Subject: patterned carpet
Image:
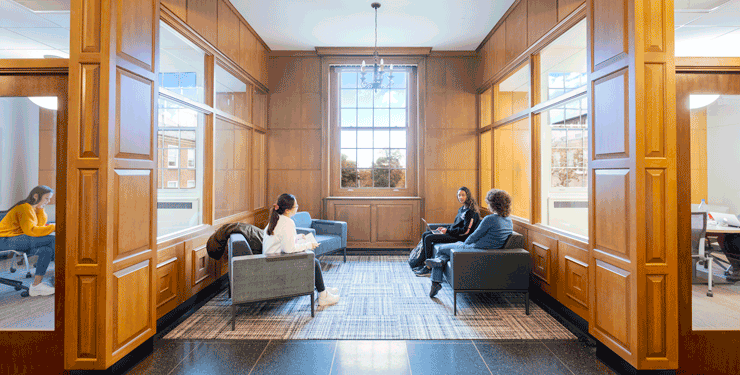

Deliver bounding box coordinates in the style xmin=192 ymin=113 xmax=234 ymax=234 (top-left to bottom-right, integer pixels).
xmin=164 ymin=255 xmax=576 ymax=340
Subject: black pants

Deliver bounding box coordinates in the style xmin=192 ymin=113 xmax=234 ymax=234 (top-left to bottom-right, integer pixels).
xmin=722 ymin=234 xmax=740 ymax=273
xmin=421 ymin=230 xmax=460 ymax=262
xmin=314 ymin=259 xmax=325 ymax=292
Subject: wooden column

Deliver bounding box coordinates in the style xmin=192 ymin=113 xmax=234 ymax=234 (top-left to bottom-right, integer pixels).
xmin=66 ymin=0 xmax=159 ymax=369
xmin=588 ymin=0 xmax=677 ymax=369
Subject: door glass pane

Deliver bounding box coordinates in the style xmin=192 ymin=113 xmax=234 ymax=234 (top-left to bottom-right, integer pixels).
xmin=160 ymin=22 xmax=206 ymax=103
xmin=689 ymin=94 xmax=740 ymax=330
xmin=495 ymin=63 xmax=530 ymax=122
xmin=538 ymin=20 xmax=587 ymax=104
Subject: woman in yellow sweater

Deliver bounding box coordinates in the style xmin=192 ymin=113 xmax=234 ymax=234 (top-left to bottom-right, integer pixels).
xmin=0 ymin=185 xmax=56 ymax=296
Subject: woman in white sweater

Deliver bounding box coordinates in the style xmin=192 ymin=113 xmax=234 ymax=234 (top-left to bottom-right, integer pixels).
xmin=263 ymin=193 xmax=340 ymax=306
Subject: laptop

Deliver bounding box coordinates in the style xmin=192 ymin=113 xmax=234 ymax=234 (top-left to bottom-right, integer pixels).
xmin=421 ymin=218 xmax=442 ymax=234
xmin=710 ymin=212 xmax=740 ymax=228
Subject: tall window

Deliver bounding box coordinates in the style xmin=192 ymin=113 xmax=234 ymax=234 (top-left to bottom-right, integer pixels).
xmin=157 ymin=22 xmax=206 ymax=238
xmin=537 ymin=20 xmax=588 ymax=237
xmin=334 ymin=66 xmax=414 ymax=192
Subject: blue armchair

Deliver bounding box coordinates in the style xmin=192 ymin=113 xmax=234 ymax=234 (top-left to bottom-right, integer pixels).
xmin=292 ymin=212 xmax=348 ymax=262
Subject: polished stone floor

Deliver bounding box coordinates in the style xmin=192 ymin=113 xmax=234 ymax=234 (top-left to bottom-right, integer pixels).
xmin=125 ymin=338 xmax=617 ymax=375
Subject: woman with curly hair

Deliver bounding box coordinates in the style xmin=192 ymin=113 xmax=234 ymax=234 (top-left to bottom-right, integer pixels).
xmin=424 ymin=189 xmax=514 ymax=298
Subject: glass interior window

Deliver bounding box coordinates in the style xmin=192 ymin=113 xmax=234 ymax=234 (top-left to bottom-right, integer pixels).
xmin=0 ymin=95 xmax=59 ymax=330
xmin=688 ymin=93 xmax=740 ymax=330
xmin=538 ymin=20 xmax=587 ymax=103
xmin=539 ymin=96 xmax=588 ymax=237
xmin=494 ymin=63 xmax=530 ymax=122
xmin=157 ymin=98 xmax=204 ymax=237
xmin=215 ymin=64 xmax=250 ymax=122
xmin=159 ymin=22 xmax=206 ymax=103
xmin=339 ymin=67 xmax=409 ymax=189
xmin=480 ymin=87 xmax=492 ymax=128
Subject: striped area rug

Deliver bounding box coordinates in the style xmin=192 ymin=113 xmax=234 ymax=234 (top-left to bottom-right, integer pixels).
xmin=164 ymin=255 xmax=576 ymax=340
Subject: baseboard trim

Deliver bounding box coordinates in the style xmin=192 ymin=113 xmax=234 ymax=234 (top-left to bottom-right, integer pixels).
xmin=530 ymin=287 xmax=677 ymax=375
xmin=69 ymin=274 xmax=230 ymax=375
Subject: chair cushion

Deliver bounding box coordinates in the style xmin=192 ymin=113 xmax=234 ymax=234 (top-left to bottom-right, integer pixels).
xmin=292 ymin=212 xmax=312 ymax=229
xmin=315 ymin=235 xmax=341 ymax=252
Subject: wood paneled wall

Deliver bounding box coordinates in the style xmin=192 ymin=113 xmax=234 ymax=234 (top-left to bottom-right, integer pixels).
xmin=39 ymin=108 xmax=57 ymax=205
xmin=424 ymin=56 xmax=478 ymax=224
xmin=475 ymin=0 xmax=678 ymax=370
xmin=266 ymin=56 xmax=323 ymax=218
xmin=162 ymin=0 xmax=269 ymax=87
xmin=67 ymin=0 xmax=159 ymax=369
xmin=689 ymin=108 xmax=707 ymax=205
xmin=477 ymin=0 xmax=585 ymax=87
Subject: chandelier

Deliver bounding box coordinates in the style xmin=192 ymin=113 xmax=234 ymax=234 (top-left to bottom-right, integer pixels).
xmin=361 ymin=2 xmax=393 ymax=91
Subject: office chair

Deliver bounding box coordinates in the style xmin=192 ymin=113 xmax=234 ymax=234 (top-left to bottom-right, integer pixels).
xmin=692 ymin=211 xmax=722 ymax=297
xmin=0 ymin=210 xmax=31 ymax=297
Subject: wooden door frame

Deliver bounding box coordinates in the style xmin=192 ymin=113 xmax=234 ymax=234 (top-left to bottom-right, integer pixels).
xmin=677 ymin=71 xmax=740 ymax=374
xmin=0 ymin=64 xmax=69 ymax=374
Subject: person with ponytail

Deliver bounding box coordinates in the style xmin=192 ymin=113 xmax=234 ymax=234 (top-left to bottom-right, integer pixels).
xmin=0 ymin=185 xmax=56 ymax=296
xmin=414 ymin=186 xmax=481 ymax=277
xmin=262 ymin=193 xmax=340 ymax=307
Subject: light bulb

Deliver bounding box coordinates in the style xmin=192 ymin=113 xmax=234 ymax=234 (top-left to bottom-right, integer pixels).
xmin=28 ymin=97 xmax=58 ymax=110
xmin=689 ymin=94 xmax=720 ymax=110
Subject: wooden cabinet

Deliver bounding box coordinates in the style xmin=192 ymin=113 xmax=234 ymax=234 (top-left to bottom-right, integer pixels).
xmin=325 ymin=197 xmax=421 ymax=249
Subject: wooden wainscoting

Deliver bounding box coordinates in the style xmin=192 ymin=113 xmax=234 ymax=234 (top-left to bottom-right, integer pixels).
xmin=325 ymin=197 xmax=421 ymax=248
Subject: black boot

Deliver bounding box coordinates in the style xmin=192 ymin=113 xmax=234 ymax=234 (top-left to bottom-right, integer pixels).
xmin=429 ymin=281 xmax=442 ymax=298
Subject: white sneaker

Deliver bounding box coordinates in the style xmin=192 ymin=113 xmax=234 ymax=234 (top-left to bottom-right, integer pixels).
xmin=326 ymin=287 xmax=340 ymax=296
xmin=29 ymin=283 xmax=55 ymax=296
xmin=318 ymin=291 xmax=339 ymax=306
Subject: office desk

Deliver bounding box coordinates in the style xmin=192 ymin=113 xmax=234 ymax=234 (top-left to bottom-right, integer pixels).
xmin=706 ymin=224 xmax=740 ymax=235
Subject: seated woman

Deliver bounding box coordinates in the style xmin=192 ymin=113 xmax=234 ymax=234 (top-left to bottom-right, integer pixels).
xmin=262 ymin=193 xmax=340 ymax=307
xmin=424 ymin=188 xmax=513 ymax=298
xmin=0 ymin=185 xmax=56 ymax=296
xmin=414 ymin=186 xmax=480 ymax=277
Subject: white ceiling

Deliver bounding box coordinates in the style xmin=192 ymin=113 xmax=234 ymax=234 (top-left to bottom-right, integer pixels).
xmin=675 ymin=0 xmax=740 ymax=56
xmin=0 ymin=0 xmax=69 ymax=58
xmin=230 ymin=0 xmax=517 ymax=51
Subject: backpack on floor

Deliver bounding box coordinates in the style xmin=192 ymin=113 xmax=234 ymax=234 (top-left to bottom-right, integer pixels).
xmin=408 ymin=239 xmax=425 ymax=269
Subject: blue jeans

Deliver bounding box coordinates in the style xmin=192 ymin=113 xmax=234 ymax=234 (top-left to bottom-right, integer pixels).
xmin=0 ymin=234 xmax=55 ymax=277
xmin=431 ymin=241 xmax=467 ymax=283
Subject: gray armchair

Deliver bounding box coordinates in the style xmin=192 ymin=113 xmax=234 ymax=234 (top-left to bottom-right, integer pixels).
xmin=292 ymin=212 xmax=348 ymax=262
xmin=228 ymin=233 xmax=315 ymax=330
xmin=433 ymin=232 xmax=531 ymax=315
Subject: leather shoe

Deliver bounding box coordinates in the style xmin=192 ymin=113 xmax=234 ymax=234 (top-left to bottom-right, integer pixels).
xmin=425 ymin=258 xmax=444 ymax=268
xmin=414 ymin=266 xmax=431 ymax=277
xmin=429 ymin=282 xmax=442 ymax=298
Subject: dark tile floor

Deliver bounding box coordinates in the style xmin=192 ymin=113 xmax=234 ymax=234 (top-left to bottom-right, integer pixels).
xmin=125 ymin=338 xmax=618 ymax=375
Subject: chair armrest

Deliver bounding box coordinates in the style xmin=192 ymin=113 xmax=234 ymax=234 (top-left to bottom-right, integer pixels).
xmin=312 ymin=219 xmax=347 ymax=248
xmin=228 ymin=233 xmax=253 ymax=258
xmin=230 ymin=250 xmax=315 ymax=304
xmin=449 ymin=248 xmax=531 ymax=291
xmin=296 ymin=227 xmax=317 ymax=237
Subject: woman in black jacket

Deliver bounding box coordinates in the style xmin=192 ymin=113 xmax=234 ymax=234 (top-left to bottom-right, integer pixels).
xmin=414 ymin=186 xmax=480 ymax=277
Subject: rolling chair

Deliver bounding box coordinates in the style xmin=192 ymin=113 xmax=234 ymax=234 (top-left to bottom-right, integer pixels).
xmin=691 ymin=211 xmax=727 ymax=297
xmin=0 ymin=210 xmax=31 ymax=297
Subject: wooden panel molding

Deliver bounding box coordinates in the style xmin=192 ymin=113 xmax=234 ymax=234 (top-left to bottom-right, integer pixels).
xmin=593 ymin=69 xmax=629 ymax=158
xmin=116 ymin=69 xmax=154 ymax=159
xmin=492 ymin=25 xmax=506 ymax=76
xmin=643 ymin=0 xmax=665 ymax=53
xmin=161 ymin=0 xmax=187 ymax=20
xmin=528 ymin=0 xmax=558 ymax=46
xmin=334 ymin=204 xmax=372 ymax=243
xmin=644 ymin=63 xmax=665 ymax=157
xmin=112 ymin=261 xmax=152 ymax=351
xmin=376 ymin=204 xmax=414 ymax=242
xmin=113 ymin=170 xmax=152 ymax=260
xmin=529 ymin=230 xmax=558 ymax=296
xmin=117 ymin=0 xmax=156 ymax=70
xmin=82 ymin=0 xmax=101 ymax=52
xmin=77 ymin=275 xmax=98 ymax=359
xmin=192 ymin=247 xmax=210 ymax=286
xmin=646 ymin=274 xmax=667 ymax=357
xmin=594 ymin=169 xmax=629 ymax=259
xmin=156 ymin=258 xmax=179 ymax=311
xmin=78 ymin=169 xmax=99 ymax=264
xmin=505 ymin=0 xmax=528 ymax=64
xmin=592 ymin=0 xmax=627 ymax=68
xmin=645 ymin=169 xmax=666 ymax=264
xmin=563 ymin=255 xmax=589 ymax=309
xmin=594 ymin=259 xmax=631 ymax=352
xmin=187 ymin=0 xmax=218 ymax=46
xmin=559 ymin=0 xmax=584 ymax=21
xmin=80 ymin=64 xmax=100 ymax=158
xmin=218 ymin=0 xmax=239 ymax=62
